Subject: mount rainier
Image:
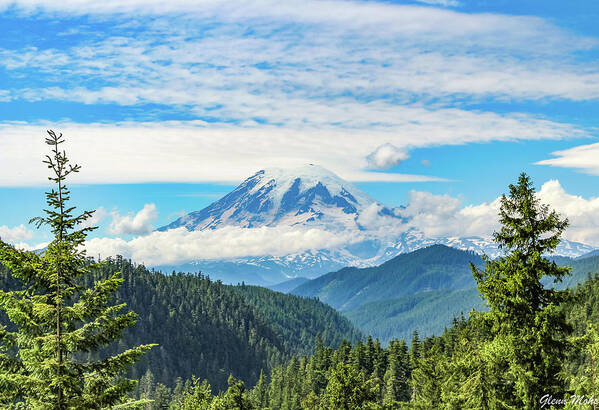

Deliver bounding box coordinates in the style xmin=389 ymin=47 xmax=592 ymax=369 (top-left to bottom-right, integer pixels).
xmin=156 ymin=164 xmax=595 ymax=285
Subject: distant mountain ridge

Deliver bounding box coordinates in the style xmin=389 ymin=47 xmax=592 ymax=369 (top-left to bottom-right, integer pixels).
xmin=267 ymin=277 xmax=310 ymax=294
xmin=291 ymin=244 xmax=482 ymax=311
xmin=300 ymin=245 xmax=599 ymax=344
xmin=157 ymin=165 xmax=596 ymax=284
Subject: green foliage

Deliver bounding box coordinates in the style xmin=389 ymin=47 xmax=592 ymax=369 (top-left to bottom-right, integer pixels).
xmin=138 ymin=269 xmax=599 ymax=409
xmin=345 ymin=287 xmax=485 ymax=343
xmin=558 ymin=255 xmax=599 ymax=289
xmin=567 ymin=324 xmax=599 ymax=407
xmin=231 ymin=284 xmax=362 ymax=356
xmin=168 ymin=377 xmax=213 ymax=409
xmin=221 ymin=375 xmax=254 ymax=410
xmin=83 ymin=259 xmax=361 ymax=391
xmin=80 ymin=258 xmax=284 ymax=392
xmin=470 ymin=173 xmax=573 ymax=408
xmin=1 ymin=258 xmax=362 ymax=396
xmin=0 ymin=131 xmax=153 ymax=408
xmin=249 ymin=370 xmax=269 ymax=409
xmin=323 ymin=362 xmax=378 ymax=410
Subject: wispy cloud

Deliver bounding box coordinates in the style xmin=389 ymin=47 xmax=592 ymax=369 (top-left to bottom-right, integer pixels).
xmin=1 ymin=1 xmax=598 ymax=126
xmin=0 ymin=117 xmax=584 ymax=186
xmin=2 ymin=8 xmax=598 ymax=112
xmin=537 ymin=142 xmax=599 ymax=175
xmin=81 ymin=206 xmax=108 ymax=229
xmin=414 ymin=0 xmax=460 ymax=7
xmin=175 ymin=193 xmax=230 ymax=198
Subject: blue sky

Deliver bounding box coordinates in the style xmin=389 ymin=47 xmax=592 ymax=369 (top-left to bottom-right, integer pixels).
xmin=1 ymin=0 xmax=599 ymax=258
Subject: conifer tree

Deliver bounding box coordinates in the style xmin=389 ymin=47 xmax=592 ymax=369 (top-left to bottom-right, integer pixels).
xmin=249 ymin=370 xmax=269 ymax=409
xmin=410 ymin=346 xmax=445 ymax=408
xmin=172 ymin=377 xmax=213 ymax=410
xmin=0 ymin=131 xmax=154 ymax=408
xmin=471 ymin=172 xmax=573 ymax=408
xmin=310 ymin=334 xmax=329 ymax=395
xmin=222 ymin=375 xmax=254 ymax=410
xmin=440 ymin=321 xmax=495 ymax=410
xmin=382 ymin=340 xmax=410 ymax=406
xmin=323 ymin=361 xmax=378 ymax=410
xmin=569 ymin=324 xmax=599 ymax=408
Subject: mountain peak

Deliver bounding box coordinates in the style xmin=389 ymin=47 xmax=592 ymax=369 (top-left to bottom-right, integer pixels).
xmin=158 ymin=165 xmax=380 ymax=232
xmin=257 ymin=164 xmax=345 ymax=184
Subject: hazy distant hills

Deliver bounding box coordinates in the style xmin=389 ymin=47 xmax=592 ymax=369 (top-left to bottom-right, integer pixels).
xmin=345 ymin=288 xmax=485 ymax=343
xmin=267 ymin=277 xmax=310 ymax=293
xmin=290 ymin=244 xmax=599 ymax=344
xmin=157 ymin=165 xmax=595 ymax=285
xmin=291 ymin=245 xmax=482 ymax=311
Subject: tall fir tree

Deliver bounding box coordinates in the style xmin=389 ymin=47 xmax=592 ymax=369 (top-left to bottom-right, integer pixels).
xmin=249 ymin=370 xmax=269 ymax=409
xmin=0 ymin=131 xmax=154 ymax=408
xmin=568 ymin=324 xmax=599 ymax=409
xmin=222 ymin=375 xmax=254 ymax=410
xmin=323 ymin=361 xmax=378 ymax=410
xmin=471 ymin=172 xmax=573 ymax=408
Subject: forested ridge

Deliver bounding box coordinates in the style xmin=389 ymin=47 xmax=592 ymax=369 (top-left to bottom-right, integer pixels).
xmin=0 ymin=256 xmax=362 ymax=392
xmin=131 ymin=272 xmax=599 ymax=409
xmin=231 ymin=284 xmax=363 ymax=357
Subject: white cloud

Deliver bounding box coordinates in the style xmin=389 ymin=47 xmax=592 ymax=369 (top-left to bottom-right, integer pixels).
xmin=396 ymin=180 xmax=599 ymax=246
xmin=397 ymin=191 xmax=501 ymax=238
xmin=367 ymin=144 xmax=410 ymax=169
xmin=536 ymin=180 xmax=599 ymax=246
xmin=12 ymin=241 xmax=50 ymax=252
xmin=0 ymin=224 xmax=34 ymax=243
xmin=537 ymin=142 xmax=599 ymax=175
xmin=78 ymin=178 xmax=599 ymax=266
xmin=415 ymin=0 xmax=460 ymax=6
xmin=0 ymin=113 xmax=585 ymax=186
xmin=81 ymin=206 xmax=108 ymax=229
xmin=108 ymin=204 xmax=157 ymax=235
xmin=85 ymin=226 xmax=362 ymax=266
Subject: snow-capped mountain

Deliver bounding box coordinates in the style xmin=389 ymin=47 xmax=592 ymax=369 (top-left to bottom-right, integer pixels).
xmin=157 ymin=165 xmax=596 ymax=285
xmin=159 ymin=164 xmax=397 ymax=232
